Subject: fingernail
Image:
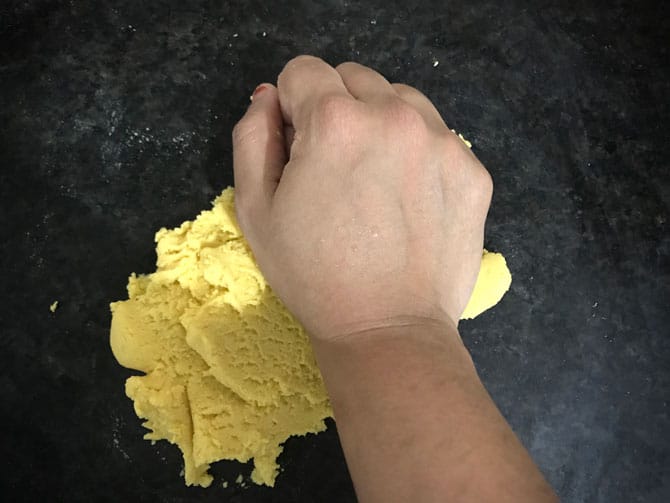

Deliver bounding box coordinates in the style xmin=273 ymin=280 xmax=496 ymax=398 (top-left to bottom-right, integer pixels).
xmin=250 ymin=85 xmax=267 ymax=102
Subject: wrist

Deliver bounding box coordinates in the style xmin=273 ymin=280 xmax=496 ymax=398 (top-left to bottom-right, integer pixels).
xmin=311 ymin=317 xmax=476 ymax=404
xmin=308 ymin=307 xmax=459 ymax=345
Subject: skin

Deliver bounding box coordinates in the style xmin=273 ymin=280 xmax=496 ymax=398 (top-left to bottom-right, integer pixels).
xmin=232 ymin=55 xmax=558 ymax=502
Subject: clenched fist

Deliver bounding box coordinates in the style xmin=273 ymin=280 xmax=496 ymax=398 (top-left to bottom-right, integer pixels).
xmin=232 ymin=55 xmax=492 ymax=342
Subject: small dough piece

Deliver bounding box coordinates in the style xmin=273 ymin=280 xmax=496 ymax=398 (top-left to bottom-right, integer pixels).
xmin=109 ymin=187 xmax=512 ymax=488
xmin=461 ymin=250 xmax=512 ymax=319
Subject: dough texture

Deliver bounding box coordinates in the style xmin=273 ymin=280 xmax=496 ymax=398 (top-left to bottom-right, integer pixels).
xmin=110 ymin=187 xmax=511 ymax=487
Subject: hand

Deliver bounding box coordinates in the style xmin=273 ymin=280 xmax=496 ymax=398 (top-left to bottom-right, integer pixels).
xmin=232 ymin=55 xmax=492 ymax=341
xmin=233 ymin=57 xmax=557 ymax=503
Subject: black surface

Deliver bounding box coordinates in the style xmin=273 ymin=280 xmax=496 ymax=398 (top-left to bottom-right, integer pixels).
xmin=1 ymin=0 xmax=668 ymax=501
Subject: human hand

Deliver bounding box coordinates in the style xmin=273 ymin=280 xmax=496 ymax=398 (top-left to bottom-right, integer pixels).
xmin=232 ymin=55 xmax=492 ymax=342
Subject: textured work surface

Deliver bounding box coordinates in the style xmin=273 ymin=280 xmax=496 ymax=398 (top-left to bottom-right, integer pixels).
xmin=1 ymin=0 xmax=668 ymax=501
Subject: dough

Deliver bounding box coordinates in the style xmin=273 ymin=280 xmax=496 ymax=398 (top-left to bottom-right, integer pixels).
xmin=110 ymin=187 xmax=511 ymax=488
xmin=461 ymin=250 xmax=512 ymax=319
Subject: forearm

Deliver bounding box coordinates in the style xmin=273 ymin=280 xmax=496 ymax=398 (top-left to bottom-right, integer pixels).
xmin=313 ymin=322 xmax=557 ymax=503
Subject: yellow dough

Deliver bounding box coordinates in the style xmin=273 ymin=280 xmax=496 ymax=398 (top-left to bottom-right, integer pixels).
xmin=461 ymin=250 xmax=512 ymax=319
xmin=110 ymin=187 xmax=512 ymax=488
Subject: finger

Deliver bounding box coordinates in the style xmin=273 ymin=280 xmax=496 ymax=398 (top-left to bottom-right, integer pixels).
xmin=283 ymin=124 xmax=295 ymax=157
xmin=232 ymin=83 xmax=286 ymax=238
xmin=335 ymin=62 xmax=397 ymax=102
xmin=391 ymin=83 xmax=448 ymax=131
xmin=277 ymin=55 xmax=353 ymax=129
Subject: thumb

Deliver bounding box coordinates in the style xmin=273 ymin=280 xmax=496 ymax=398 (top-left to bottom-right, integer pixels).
xmin=232 ymin=83 xmax=287 ymax=242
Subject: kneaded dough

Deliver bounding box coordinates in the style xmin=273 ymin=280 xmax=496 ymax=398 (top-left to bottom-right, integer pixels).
xmin=461 ymin=250 xmax=512 ymax=319
xmin=110 ymin=187 xmax=511 ymax=488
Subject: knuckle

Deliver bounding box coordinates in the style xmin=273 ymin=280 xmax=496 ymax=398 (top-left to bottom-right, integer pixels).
xmin=438 ymin=135 xmax=493 ymax=207
xmin=392 ymin=83 xmax=420 ymax=100
xmin=383 ymin=99 xmax=429 ymax=138
xmin=474 ymin=166 xmax=494 ymax=204
xmin=334 ymin=61 xmax=359 ymax=74
xmin=280 ymin=55 xmax=324 ymax=80
xmin=231 ymin=116 xmax=253 ymax=145
xmin=461 ymin=162 xmax=493 ymax=206
xmin=391 ymin=82 xmax=410 ymax=92
xmin=315 ymin=93 xmax=357 ymax=122
xmin=289 ymin=54 xmax=323 ymax=67
xmin=313 ymin=94 xmax=362 ymax=141
xmin=232 ymin=114 xmax=266 ymax=148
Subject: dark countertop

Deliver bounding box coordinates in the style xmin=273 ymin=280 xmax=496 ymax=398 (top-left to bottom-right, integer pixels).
xmin=1 ymin=0 xmax=668 ymax=501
